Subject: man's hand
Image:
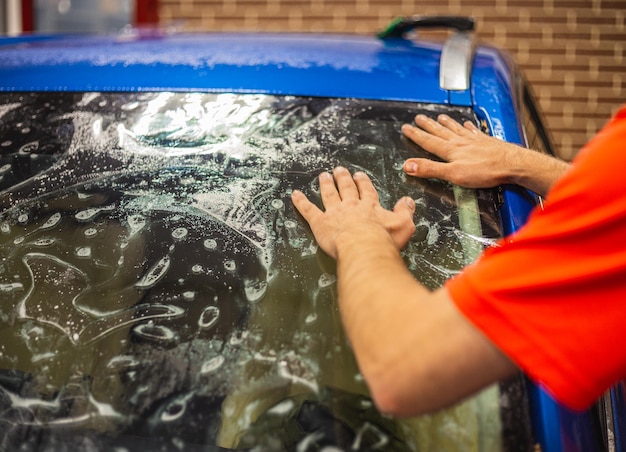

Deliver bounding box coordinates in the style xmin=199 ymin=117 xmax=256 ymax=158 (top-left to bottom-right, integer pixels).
xmin=402 ymin=114 xmax=571 ymax=197
xmin=402 ymin=114 xmax=519 ymax=188
xmin=291 ymin=166 xmax=416 ymax=258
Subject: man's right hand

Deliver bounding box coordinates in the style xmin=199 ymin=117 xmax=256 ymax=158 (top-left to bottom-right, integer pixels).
xmin=402 ymin=114 xmax=571 ymax=197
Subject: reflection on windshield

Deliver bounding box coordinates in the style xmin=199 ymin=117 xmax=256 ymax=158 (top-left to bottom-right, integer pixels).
xmin=0 ymin=93 xmax=524 ymax=451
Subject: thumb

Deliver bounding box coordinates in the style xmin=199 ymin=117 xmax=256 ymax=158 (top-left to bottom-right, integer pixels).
xmin=391 ymin=196 xmax=417 ymax=249
xmin=392 ymin=196 xmax=416 ymax=219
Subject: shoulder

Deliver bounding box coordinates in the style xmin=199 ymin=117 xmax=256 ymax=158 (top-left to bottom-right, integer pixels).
xmin=571 ymin=105 xmax=626 ymax=167
xmin=540 ymin=105 xmax=626 ymax=215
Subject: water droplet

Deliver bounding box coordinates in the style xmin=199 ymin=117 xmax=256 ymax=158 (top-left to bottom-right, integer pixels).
xmin=172 ymin=227 xmax=188 ymax=240
xmin=305 ymin=313 xmax=317 ymax=324
xmin=229 ymin=330 xmax=248 ymax=345
xmin=127 ymin=215 xmax=146 ymax=234
xmin=135 ymin=256 xmax=171 ymax=289
xmin=1 ymin=141 xmax=11 ymax=147
xmin=0 ymin=282 xmax=23 ymax=292
xmin=267 ymin=399 xmax=295 ymax=415
xmin=76 ymin=246 xmax=92 ymax=258
xmin=271 ymin=199 xmax=284 ymax=209
xmin=198 ymin=306 xmax=219 ymax=329
xmin=244 ymin=280 xmax=267 ymax=302
xmin=34 ymin=238 xmax=55 ymax=247
xmin=41 ymin=212 xmax=61 ymax=230
xmin=0 ymin=164 xmax=11 ymax=175
xmin=224 ymin=260 xmax=236 ymax=272
xmin=132 ymin=323 xmax=177 ymax=345
xmin=84 ymin=228 xmax=98 ymax=237
xmin=18 ymin=141 xmax=37 ymax=154
xmin=13 ymin=237 xmax=24 ymax=245
xmin=200 ymin=355 xmax=225 ymax=374
xmin=17 ymin=213 xmax=28 ymax=224
xmin=79 ymin=205 xmax=114 ymax=222
xmin=284 ymin=220 xmax=297 ymax=229
xmin=318 ymin=273 xmax=336 ymax=288
xmin=191 ymin=264 xmax=203 ymax=274
xmin=106 ymin=355 xmax=140 ymax=372
xmin=75 ymin=208 xmax=99 ymax=222
xmin=0 ymin=223 xmax=9 ymax=234
xmin=300 ymin=242 xmax=318 ymax=258
xmin=182 ymin=291 xmax=195 ymax=301
xmin=203 ymin=238 xmax=218 ymax=250
xmin=161 ymin=398 xmax=187 ymax=422
xmin=121 ymin=101 xmax=139 ymax=111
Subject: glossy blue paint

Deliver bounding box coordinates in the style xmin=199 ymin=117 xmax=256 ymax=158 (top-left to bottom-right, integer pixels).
xmin=470 ymin=48 xmax=539 ymax=236
xmin=0 ymin=32 xmax=456 ymax=104
xmin=471 ymin=47 xmax=524 ymax=144
xmin=448 ymin=89 xmax=472 ymax=106
xmin=527 ymin=385 xmax=566 ymax=452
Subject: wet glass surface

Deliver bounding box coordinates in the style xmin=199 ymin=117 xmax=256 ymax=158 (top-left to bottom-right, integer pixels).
xmin=0 ymin=92 xmax=527 ymax=451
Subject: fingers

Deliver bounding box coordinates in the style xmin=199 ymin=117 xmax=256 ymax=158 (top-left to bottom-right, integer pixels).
xmin=321 ymin=167 xmax=378 ymax=205
xmin=411 ymin=114 xmax=452 ymax=140
xmin=332 ymin=166 xmax=360 ymax=201
xmin=392 ymin=196 xmax=415 ymax=219
xmin=296 ymin=168 xmax=381 ymax=212
xmin=417 ymin=114 xmax=469 ymax=140
xmin=403 ymin=114 xmax=476 ymax=149
xmin=352 ymin=171 xmax=379 ymax=202
xmin=401 ymin=123 xmax=450 ymax=160
xmin=318 ymin=171 xmax=341 ymax=208
xmin=438 ymin=114 xmax=477 ymax=137
xmin=392 ymin=196 xmax=417 ymax=248
xmin=463 ymin=120 xmax=481 ymax=134
xmin=291 ymin=189 xmax=322 ymax=223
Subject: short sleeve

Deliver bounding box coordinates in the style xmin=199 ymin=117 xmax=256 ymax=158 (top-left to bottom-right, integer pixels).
xmin=446 ymin=106 xmax=626 ymax=410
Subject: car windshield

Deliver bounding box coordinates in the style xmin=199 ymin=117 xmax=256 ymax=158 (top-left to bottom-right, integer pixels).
xmin=0 ymin=92 xmax=529 ymax=451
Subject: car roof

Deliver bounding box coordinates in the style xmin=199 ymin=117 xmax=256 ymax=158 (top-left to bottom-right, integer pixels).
xmin=0 ymin=31 xmax=513 ymax=108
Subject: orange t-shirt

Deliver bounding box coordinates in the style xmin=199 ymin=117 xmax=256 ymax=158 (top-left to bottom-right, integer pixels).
xmin=446 ymin=106 xmax=626 ymax=411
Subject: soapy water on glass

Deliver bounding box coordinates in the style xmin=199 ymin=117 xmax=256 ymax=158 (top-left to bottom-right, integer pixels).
xmin=0 ymin=92 xmax=502 ymax=450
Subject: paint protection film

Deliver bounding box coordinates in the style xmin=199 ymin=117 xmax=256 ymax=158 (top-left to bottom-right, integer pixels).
xmin=0 ymin=93 xmax=530 ymax=451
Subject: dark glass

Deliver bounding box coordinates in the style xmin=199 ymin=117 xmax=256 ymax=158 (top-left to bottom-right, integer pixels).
xmin=0 ymin=92 xmax=528 ymax=451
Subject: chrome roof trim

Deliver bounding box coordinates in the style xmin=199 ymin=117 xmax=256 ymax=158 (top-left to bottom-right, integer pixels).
xmin=440 ymin=31 xmax=475 ymax=91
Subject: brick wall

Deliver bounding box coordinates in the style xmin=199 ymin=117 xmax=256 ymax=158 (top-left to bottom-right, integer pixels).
xmin=160 ymin=0 xmax=625 ymax=161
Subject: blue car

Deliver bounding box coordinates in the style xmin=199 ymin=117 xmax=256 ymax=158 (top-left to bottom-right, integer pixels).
xmin=0 ymin=16 xmax=622 ymax=451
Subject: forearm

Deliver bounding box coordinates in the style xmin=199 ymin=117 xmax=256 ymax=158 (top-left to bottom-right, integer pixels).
xmin=335 ymin=225 xmax=422 ymax=366
xmin=504 ymin=147 xmax=572 ymax=197
xmin=334 ymin=226 xmax=431 ymax=410
xmin=334 ymin=226 xmax=516 ymax=416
